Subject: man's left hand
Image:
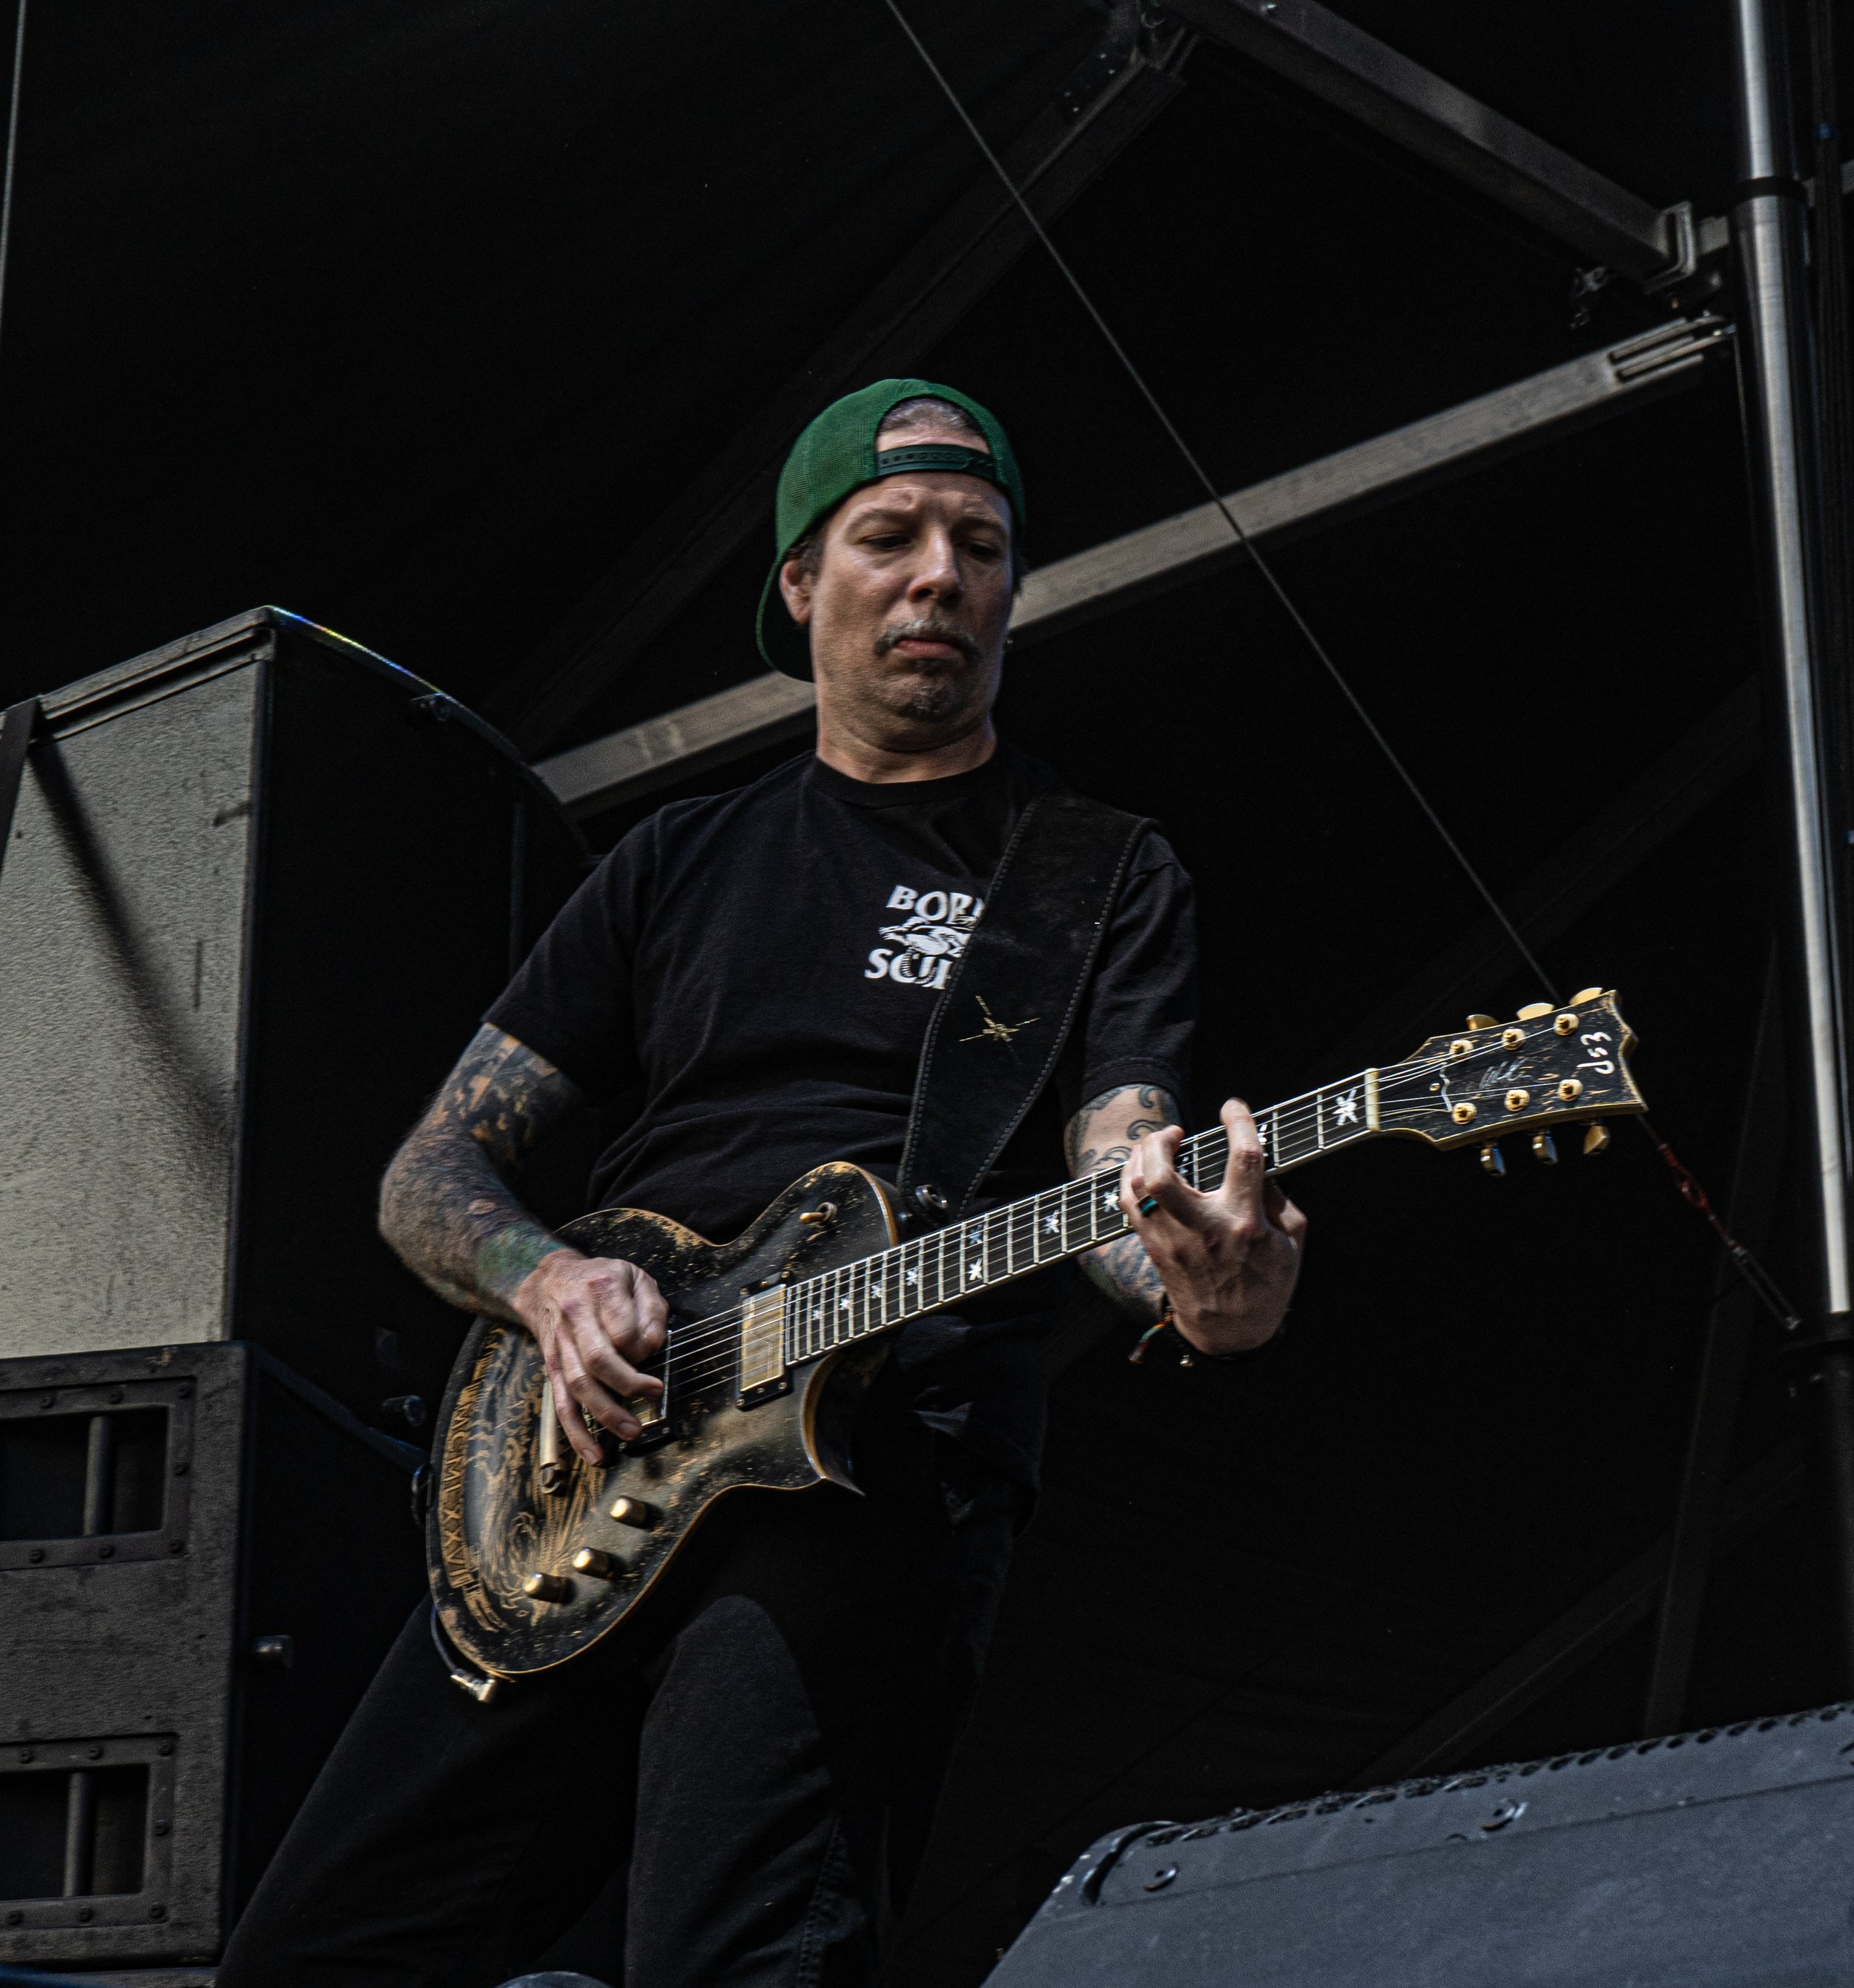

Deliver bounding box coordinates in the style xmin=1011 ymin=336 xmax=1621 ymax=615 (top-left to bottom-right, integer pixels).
xmin=1121 ymin=1097 xmax=1306 ymax=1355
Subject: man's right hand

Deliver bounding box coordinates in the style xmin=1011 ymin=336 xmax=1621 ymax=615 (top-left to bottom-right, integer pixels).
xmin=512 ymin=1248 xmax=669 ymax=1459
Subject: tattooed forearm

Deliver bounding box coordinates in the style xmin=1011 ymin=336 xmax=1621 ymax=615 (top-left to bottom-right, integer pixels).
xmin=1063 ymin=1082 xmax=1178 ymax=1174
xmin=1065 ymin=1083 xmax=1180 ymax=1320
xmin=378 ymin=1025 xmax=588 ymax=1320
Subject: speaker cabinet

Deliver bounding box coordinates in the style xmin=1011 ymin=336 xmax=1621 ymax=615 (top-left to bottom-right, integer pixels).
xmin=0 ymin=605 xmax=587 ymax=1416
xmin=0 ymin=610 xmax=588 ymax=1967
xmin=989 ymin=1703 xmax=1854 ymax=1987
xmin=0 ymin=1341 xmax=423 ymax=1970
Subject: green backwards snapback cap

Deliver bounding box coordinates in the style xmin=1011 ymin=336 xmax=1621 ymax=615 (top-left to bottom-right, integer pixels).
xmin=756 ymin=377 xmax=1026 ymax=678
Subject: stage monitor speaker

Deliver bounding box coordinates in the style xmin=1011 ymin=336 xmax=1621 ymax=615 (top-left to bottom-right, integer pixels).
xmin=0 ymin=606 xmax=587 ymax=1420
xmin=989 ymin=1703 xmax=1854 ymax=1987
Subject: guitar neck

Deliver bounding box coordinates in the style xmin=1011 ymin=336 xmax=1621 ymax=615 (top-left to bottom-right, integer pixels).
xmin=781 ymin=1067 xmax=1382 ymax=1364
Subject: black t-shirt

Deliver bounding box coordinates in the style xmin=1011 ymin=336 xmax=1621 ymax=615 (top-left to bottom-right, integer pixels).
xmin=488 ymin=739 xmax=1196 ymax=1483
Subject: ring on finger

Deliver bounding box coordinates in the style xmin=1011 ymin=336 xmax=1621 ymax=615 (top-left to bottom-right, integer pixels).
xmin=1137 ymin=1195 xmax=1160 ymax=1216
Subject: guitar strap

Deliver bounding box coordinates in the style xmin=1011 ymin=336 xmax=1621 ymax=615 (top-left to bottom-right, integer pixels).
xmin=0 ymin=699 xmax=43 ymax=897
xmin=897 ymin=786 xmax=1151 ymax=1225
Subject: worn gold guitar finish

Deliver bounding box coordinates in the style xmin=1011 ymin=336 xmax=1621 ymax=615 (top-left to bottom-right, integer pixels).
xmin=430 ymin=990 xmax=1647 ymax=1680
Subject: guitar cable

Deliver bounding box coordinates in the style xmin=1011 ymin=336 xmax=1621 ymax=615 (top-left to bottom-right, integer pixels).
xmin=878 ymin=0 xmax=1803 ymax=1335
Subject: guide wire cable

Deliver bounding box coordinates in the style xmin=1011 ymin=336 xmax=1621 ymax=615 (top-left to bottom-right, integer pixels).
xmin=878 ymin=0 xmax=1800 ymax=1332
xmin=0 ymin=0 xmax=24 ymax=367
xmin=880 ymin=0 xmax=1551 ymax=997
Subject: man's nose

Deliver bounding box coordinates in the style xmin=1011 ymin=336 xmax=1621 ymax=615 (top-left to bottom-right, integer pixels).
xmin=907 ymin=528 xmax=962 ymax=601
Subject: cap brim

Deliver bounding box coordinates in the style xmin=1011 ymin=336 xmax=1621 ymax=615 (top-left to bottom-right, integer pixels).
xmin=756 ymin=557 xmax=814 ymax=681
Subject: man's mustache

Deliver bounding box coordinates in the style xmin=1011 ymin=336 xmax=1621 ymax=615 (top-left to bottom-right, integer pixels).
xmin=874 ymin=615 xmax=980 ymax=664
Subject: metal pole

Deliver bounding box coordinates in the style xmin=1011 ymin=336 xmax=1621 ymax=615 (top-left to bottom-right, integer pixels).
xmin=1728 ymin=0 xmax=1854 ymax=1683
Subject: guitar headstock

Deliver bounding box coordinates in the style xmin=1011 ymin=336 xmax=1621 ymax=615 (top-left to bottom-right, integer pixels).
xmin=1373 ymin=988 xmax=1644 ymax=1161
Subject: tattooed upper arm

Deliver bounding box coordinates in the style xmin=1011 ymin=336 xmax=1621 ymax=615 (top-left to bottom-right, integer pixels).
xmin=1063 ymin=1082 xmax=1181 ymax=1178
xmin=417 ymin=1024 xmax=587 ymax=1172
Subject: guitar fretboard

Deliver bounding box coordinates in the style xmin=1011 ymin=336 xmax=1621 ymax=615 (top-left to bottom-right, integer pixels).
xmin=782 ymin=1066 xmax=1382 ymax=1363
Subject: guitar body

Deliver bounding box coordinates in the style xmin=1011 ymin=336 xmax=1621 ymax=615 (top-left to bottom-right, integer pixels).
xmin=429 ymin=1162 xmax=899 ymax=1680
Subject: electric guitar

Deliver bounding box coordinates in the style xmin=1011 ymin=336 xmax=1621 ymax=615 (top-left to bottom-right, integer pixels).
xmin=429 ymin=988 xmax=1645 ymax=1681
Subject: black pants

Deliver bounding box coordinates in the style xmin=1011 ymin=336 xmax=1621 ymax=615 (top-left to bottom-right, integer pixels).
xmin=217 ymin=1474 xmax=1014 ymax=1988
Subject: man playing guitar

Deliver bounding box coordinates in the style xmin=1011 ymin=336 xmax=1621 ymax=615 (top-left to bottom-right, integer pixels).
xmin=218 ymin=380 xmax=1304 ymax=1988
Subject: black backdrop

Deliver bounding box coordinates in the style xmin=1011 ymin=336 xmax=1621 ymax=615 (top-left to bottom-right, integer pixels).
xmin=1 ymin=3 xmax=1850 ymax=1978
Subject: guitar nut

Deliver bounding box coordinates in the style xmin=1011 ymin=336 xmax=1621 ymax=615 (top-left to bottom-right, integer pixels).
xmin=1557 ymin=1079 xmax=1583 ymax=1101
xmin=1451 ymin=1103 xmax=1477 ymax=1124
xmin=1505 ymin=1089 xmax=1530 ymax=1112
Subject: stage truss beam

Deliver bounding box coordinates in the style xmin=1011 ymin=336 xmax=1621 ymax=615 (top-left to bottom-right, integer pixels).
xmin=535 ymin=317 xmax=1731 ymax=819
xmin=1162 ymin=0 xmax=1696 ymax=289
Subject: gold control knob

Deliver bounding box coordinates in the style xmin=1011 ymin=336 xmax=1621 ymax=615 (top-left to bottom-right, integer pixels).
xmin=1531 ymin=1132 xmax=1558 ymax=1165
xmin=1505 ymin=1089 xmax=1530 ymax=1112
xmin=572 ymin=1548 xmax=619 ymax=1580
xmin=1583 ymin=1123 xmax=1611 ymax=1157
xmin=523 ymin=1572 xmax=572 ymax=1603
xmin=1557 ymin=1079 xmax=1583 ymax=1102
xmin=609 ymin=1497 xmax=659 ymax=1530
xmin=1465 ymin=1014 xmax=1497 ymax=1029
xmin=1516 ymin=1003 xmax=1554 ymax=1020
xmin=1451 ymin=1102 xmax=1477 ymax=1124
xmin=1480 ymin=1143 xmax=1505 ymax=1178
xmin=1570 ymin=987 xmax=1604 ymax=1005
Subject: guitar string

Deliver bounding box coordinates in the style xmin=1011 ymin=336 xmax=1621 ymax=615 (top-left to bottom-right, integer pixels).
xmin=652 ymin=1000 xmax=1618 ymax=1384
xmin=656 ymin=1081 xmax=1575 ymax=1391
xmin=650 ymin=1004 xmax=1611 ymax=1374
xmin=644 ymin=1033 xmax=1604 ymax=1382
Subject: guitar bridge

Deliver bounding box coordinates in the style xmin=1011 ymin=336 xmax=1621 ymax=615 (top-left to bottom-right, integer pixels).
xmin=737 ymin=1286 xmax=790 ymax=1408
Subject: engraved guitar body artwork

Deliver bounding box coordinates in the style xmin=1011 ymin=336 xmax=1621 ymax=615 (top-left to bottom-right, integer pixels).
xmin=431 ymin=991 xmax=1647 ymax=1680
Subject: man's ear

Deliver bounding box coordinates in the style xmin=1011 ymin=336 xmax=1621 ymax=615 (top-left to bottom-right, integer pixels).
xmin=777 ymin=557 xmax=814 ymax=627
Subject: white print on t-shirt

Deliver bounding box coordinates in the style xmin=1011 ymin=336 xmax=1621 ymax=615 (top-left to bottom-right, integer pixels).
xmin=864 ymin=882 xmax=986 ymax=991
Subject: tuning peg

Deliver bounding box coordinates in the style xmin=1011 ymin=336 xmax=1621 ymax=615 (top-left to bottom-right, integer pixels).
xmin=1465 ymin=1013 xmax=1497 ymax=1029
xmin=1531 ymin=1132 xmax=1558 ymax=1165
xmin=1583 ymin=1123 xmax=1611 ymax=1157
xmin=522 ymin=1571 xmax=572 ymax=1603
xmin=1570 ymin=986 xmax=1604 ymax=1005
xmin=1480 ymin=1142 xmax=1506 ymax=1178
xmin=1516 ymin=1002 xmax=1554 ymax=1020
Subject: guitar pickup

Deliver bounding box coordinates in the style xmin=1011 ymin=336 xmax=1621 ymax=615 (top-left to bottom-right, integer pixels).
xmin=737 ymin=1286 xmax=791 ymax=1408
